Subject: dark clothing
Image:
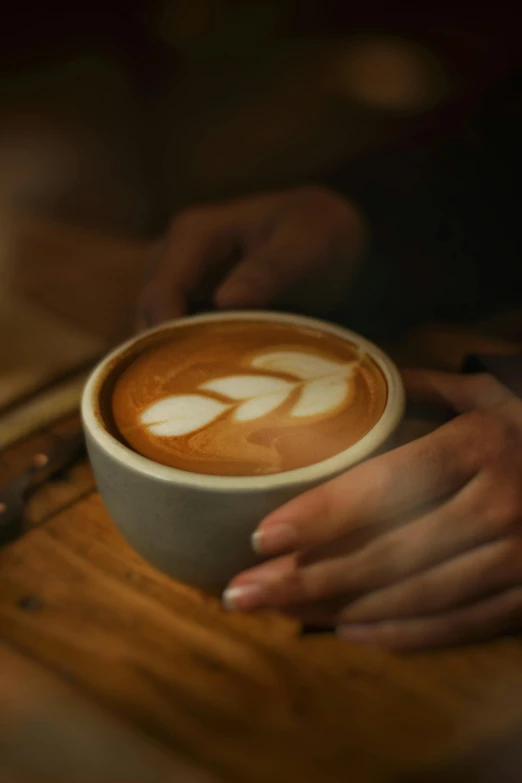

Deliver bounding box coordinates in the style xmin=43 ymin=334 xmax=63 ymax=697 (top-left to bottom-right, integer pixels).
xmin=327 ymin=66 xmax=522 ymax=340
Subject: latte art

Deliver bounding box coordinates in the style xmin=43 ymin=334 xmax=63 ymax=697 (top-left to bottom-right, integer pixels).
xmin=111 ymin=320 xmax=387 ymax=476
xmin=140 ymin=351 xmax=358 ymax=436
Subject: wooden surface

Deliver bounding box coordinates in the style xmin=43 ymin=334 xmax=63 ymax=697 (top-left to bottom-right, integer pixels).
xmin=3 ymin=214 xmax=522 ymax=781
xmin=0 ymin=208 xmax=148 ymax=448
xmin=0 ymin=642 xmax=216 ymax=783
xmin=8 ymin=210 xmax=149 ymax=343
xmin=0 ymin=211 xmax=106 ymax=415
xmin=2 ymin=419 xmax=522 ymax=782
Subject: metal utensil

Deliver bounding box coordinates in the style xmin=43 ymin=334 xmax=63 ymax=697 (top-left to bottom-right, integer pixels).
xmin=0 ymin=431 xmax=85 ymax=546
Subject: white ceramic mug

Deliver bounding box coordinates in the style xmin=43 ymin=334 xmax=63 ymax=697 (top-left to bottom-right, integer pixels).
xmin=82 ymin=311 xmax=405 ymax=590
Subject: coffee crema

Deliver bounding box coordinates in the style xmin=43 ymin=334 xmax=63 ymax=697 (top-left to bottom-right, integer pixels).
xmin=110 ymin=320 xmax=387 ymax=476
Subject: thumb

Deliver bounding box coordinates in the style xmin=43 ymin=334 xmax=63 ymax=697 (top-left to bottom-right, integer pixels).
xmin=401 ymin=369 xmax=514 ymax=413
xmin=215 ymin=246 xmax=304 ymax=309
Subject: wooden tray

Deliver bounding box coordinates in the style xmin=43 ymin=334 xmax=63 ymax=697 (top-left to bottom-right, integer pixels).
xmin=3 ymin=415 xmax=522 ymax=782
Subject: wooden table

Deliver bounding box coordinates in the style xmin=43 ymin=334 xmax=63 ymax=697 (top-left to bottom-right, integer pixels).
xmin=3 ymin=213 xmax=522 ymax=782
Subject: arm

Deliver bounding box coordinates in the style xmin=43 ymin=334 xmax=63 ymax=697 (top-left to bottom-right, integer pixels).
xmin=140 ymin=63 xmax=522 ymax=336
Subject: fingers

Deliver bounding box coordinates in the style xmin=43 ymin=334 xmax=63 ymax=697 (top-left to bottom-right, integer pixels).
xmin=138 ymin=212 xmax=306 ymax=321
xmin=227 ymin=553 xmax=298 ymax=588
xmin=402 ymin=369 xmax=513 ymax=413
xmin=216 ymin=242 xmax=312 ymax=310
xmin=136 ymin=186 xmax=365 ymax=325
xmin=341 ymin=537 xmax=522 ymax=624
xmin=223 ymin=500 xmax=473 ymax=612
xmin=138 ymin=278 xmax=186 ymax=331
xmin=215 ymin=190 xmax=354 ymax=309
xmin=253 ymin=416 xmax=477 ymax=557
xmin=337 ymin=585 xmax=522 ymax=651
xmin=226 ymin=540 xmax=522 ymax=641
xmin=137 ymin=186 xmax=365 ymax=324
xmin=137 ymin=191 xmax=297 ymax=324
xmin=225 ymin=465 xmax=521 ymax=613
xmin=135 ymin=241 xmax=173 ymax=330
xmin=231 ymin=538 xmax=522 ymax=638
xmin=138 ymin=207 xmax=238 ymax=325
xmin=327 ymin=467 xmax=521 ymax=595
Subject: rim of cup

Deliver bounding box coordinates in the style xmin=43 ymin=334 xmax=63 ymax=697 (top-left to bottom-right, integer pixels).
xmin=82 ymin=310 xmax=405 ymax=492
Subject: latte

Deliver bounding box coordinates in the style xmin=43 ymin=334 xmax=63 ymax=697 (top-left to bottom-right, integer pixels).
xmin=109 ymin=320 xmax=387 ymax=476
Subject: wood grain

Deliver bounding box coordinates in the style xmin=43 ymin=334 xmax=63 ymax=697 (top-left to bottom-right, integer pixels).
xmin=4 ymin=212 xmax=522 ymax=782
xmin=0 ymin=209 xmax=104 ymax=414
xmin=9 ymin=210 xmax=149 ymax=343
xmin=3 ymin=365 xmax=522 ymax=780
xmin=0 ymin=413 xmax=94 ymax=528
xmin=2 ymin=491 xmax=522 ymax=782
xmin=0 ymin=642 xmax=217 ymax=783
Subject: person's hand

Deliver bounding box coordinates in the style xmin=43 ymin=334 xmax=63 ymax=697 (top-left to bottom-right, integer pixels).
xmin=137 ymin=187 xmax=366 ymax=327
xmin=223 ymin=370 xmax=522 ymax=651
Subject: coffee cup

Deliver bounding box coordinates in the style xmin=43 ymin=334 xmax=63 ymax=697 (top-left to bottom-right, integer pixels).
xmin=82 ymin=311 xmax=405 ymax=590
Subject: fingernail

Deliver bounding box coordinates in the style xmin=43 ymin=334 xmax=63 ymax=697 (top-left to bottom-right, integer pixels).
xmin=251 ymin=524 xmax=297 ymax=555
xmin=222 ymin=584 xmax=268 ymax=611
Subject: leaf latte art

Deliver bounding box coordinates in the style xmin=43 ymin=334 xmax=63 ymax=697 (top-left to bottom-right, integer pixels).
xmin=111 ymin=321 xmax=387 ymax=476
xmin=141 ymin=353 xmax=357 ymax=436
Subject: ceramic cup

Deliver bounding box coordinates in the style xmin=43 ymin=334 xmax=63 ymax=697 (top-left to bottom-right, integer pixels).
xmin=82 ymin=311 xmax=405 ymax=590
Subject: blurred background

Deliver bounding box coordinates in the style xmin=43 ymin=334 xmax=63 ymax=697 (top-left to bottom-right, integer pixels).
xmin=0 ymin=0 xmax=519 ymax=434
xmin=3 ymin=0 xmax=516 ymax=234
xmin=1 ymin=6 xmax=522 ymax=778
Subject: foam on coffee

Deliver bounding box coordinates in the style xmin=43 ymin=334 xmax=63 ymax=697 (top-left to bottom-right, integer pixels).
xmin=111 ymin=320 xmax=387 ymax=476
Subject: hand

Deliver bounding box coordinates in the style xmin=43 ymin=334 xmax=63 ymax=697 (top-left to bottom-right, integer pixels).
xmin=223 ymin=370 xmax=522 ymax=651
xmin=137 ymin=187 xmax=366 ymax=327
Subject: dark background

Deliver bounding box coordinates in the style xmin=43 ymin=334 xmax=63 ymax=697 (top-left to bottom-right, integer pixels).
xmin=1 ymin=1 xmax=519 ymax=236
